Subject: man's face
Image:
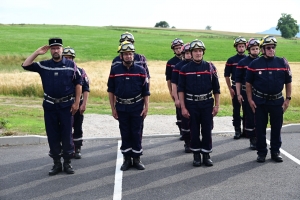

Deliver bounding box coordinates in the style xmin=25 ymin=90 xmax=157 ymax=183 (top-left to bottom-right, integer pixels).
xmin=249 ymin=45 xmax=260 ymax=57
xmin=192 ymin=48 xmax=204 ymax=61
xmin=122 ymin=52 xmax=134 ymax=64
xmin=64 ymin=55 xmax=73 ymax=61
xmin=173 ymin=45 xmax=182 ymax=55
xmin=236 ymin=44 xmax=246 ymax=54
xmin=264 ymin=44 xmax=276 ymax=57
xmin=50 ymin=46 xmax=62 ymax=60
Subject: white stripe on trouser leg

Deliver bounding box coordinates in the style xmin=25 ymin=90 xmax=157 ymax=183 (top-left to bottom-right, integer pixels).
xmin=73 ymin=138 xmax=83 ymax=141
xmin=132 ymin=149 xmax=143 ymax=154
xmin=120 ymin=148 xmax=132 ymax=153
xmin=113 ymin=140 xmax=123 ymax=200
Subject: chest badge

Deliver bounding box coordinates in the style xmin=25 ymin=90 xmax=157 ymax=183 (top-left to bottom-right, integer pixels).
xmin=54 ymin=72 xmax=58 ymax=76
xmin=258 ymin=71 xmax=262 ymax=75
xmin=126 ymin=77 xmax=130 ymax=80
xmin=269 ymin=72 xmax=272 ymax=74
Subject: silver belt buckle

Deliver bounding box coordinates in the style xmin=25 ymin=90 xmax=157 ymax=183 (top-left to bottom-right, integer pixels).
xmin=196 ymin=96 xmax=205 ymax=101
xmin=124 ymin=99 xmax=132 ymax=104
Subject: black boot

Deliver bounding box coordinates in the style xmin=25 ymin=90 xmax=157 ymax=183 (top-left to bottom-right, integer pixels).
xmin=74 ymin=146 xmax=82 ymax=159
xmin=234 ymin=127 xmax=241 ymax=139
xmin=193 ymin=153 xmax=201 ymax=167
xmin=132 ymin=157 xmax=145 ymax=170
xmin=120 ymin=156 xmax=132 ymax=171
xmin=249 ymin=137 xmax=257 ymax=150
xmin=202 ymin=153 xmax=213 ymax=166
xmin=63 ymin=159 xmax=75 ymax=174
xmin=49 ymin=159 xmax=62 ymax=176
xmin=184 ymin=141 xmax=191 ymax=153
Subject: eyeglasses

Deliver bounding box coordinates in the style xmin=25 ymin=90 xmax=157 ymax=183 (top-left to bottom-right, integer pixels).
xmin=266 ymin=46 xmax=276 ymax=50
xmin=190 ymin=40 xmax=205 ymax=49
xmin=120 ymin=43 xmax=135 ymax=51
xmin=63 ymin=48 xmax=75 ymax=54
xmin=235 ymin=37 xmax=247 ymax=43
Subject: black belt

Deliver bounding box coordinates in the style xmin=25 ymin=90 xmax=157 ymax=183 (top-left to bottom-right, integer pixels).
xmin=44 ymin=93 xmax=74 ymax=104
xmin=186 ymin=92 xmax=212 ymax=101
xmin=116 ymin=94 xmax=143 ymax=105
xmin=252 ymin=88 xmax=282 ymax=100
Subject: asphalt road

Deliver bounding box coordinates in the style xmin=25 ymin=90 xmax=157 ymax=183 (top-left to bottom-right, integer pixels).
xmin=1 ymin=129 xmax=300 ymax=200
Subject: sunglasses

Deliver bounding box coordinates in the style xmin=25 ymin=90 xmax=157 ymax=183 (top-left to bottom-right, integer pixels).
xmin=235 ymin=37 xmax=247 ymax=43
xmin=266 ymin=46 xmax=276 ymax=50
xmin=120 ymin=43 xmax=135 ymax=51
xmin=63 ymin=48 xmax=75 ymax=54
xmin=190 ymin=41 xmax=205 ymax=49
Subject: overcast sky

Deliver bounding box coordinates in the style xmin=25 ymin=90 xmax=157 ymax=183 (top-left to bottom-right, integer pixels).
xmin=1 ymin=0 xmax=300 ymax=33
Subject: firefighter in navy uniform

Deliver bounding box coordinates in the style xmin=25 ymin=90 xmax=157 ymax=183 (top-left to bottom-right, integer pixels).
xmin=224 ymin=37 xmax=247 ymax=139
xmin=178 ymin=39 xmax=220 ymax=167
xmin=62 ymin=46 xmax=90 ymax=159
xmin=107 ymin=42 xmax=150 ymax=171
xmin=171 ymin=43 xmax=192 ymax=153
xmin=246 ymin=35 xmax=292 ymax=163
xmin=235 ymin=38 xmax=260 ymax=150
xmin=111 ymin=33 xmax=150 ymax=139
xmin=22 ymin=38 xmax=82 ymax=175
xmin=166 ymin=38 xmax=184 ymax=140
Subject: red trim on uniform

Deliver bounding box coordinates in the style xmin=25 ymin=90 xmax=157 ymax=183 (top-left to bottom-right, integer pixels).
xmin=109 ymin=73 xmax=146 ymax=78
xmin=236 ymin=65 xmax=248 ymax=69
xmin=247 ymin=68 xmax=287 ymax=72
xmin=179 ymin=71 xmax=212 ymax=75
xmin=226 ymin=63 xmax=238 ymax=66
xmin=172 ymin=69 xmax=180 ymax=72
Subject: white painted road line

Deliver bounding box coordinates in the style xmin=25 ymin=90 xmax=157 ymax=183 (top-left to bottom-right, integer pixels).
xmin=266 ymin=139 xmax=300 ymax=165
xmin=113 ymin=140 xmax=123 ymax=200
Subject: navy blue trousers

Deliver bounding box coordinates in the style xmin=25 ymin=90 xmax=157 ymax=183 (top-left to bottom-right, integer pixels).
xmin=73 ymin=109 xmax=84 ymax=147
xmin=242 ymin=90 xmax=255 ymax=138
xmin=232 ymin=86 xmax=244 ymax=128
xmin=255 ymin=104 xmax=283 ymax=156
xmin=187 ymin=105 xmax=213 ymax=153
xmin=44 ymin=106 xmax=74 ymax=160
xmin=117 ymin=110 xmax=144 ymax=158
xmin=175 ymin=107 xmax=182 ymax=134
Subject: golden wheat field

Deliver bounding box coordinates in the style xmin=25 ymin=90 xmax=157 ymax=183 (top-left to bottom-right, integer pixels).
xmin=1 ymin=61 xmax=299 ymax=105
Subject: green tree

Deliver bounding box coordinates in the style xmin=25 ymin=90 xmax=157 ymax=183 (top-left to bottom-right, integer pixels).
xmin=154 ymin=21 xmax=169 ymax=28
xmin=205 ymin=25 xmax=212 ymax=30
xmin=276 ymin=13 xmax=299 ymax=38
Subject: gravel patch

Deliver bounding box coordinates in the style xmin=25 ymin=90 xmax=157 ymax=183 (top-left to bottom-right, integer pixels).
xmin=82 ymin=114 xmax=234 ymax=138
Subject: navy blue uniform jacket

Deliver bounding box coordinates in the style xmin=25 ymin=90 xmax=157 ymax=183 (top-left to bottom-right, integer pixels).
xmin=178 ymin=60 xmax=220 ymax=108
xmin=246 ymin=56 xmax=292 ymax=105
xmin=22 ymin=57 xmax=82 ymax=109
xmin=107 ymin=63 xmax=150 ymax=112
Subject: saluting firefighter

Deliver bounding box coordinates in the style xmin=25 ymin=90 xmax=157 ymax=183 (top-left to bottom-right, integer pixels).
xmin=178 ymin=39 xmax=220 ymax=167
xmin=22 ymin=38 xmax=82 ymax=175
xmin=171 ymin=43 xmax=192 ymax=153
xmin=224 ymin=37 xmax=247 ymax=139
xmin=107 ymin=42 xmax=150 ymax=171
xmin=246 ymin=35 xmax=292 ymax=163
xmin=166 ymin=38 xmax=184 ymax=140
xmin=235 ymin=38 xmax=260 ymax=150
xmin=62 ymin=46 xmax=90 ymax=159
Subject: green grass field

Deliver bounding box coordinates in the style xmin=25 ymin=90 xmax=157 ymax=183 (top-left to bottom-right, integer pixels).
xmin=1 ymin=24 xmax=300 ymax=71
